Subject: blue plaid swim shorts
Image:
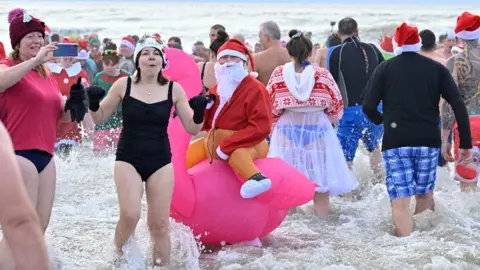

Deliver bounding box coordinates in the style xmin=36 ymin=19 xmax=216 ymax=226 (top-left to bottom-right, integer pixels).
xmin=383 ymin=147 xmax=439 ymax=200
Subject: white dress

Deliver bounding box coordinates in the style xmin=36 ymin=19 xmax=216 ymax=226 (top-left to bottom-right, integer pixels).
xmin=268 ymin=70 xmax=358 ymax=196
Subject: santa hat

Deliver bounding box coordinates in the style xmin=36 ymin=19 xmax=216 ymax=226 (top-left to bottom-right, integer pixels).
xmin=216 ymin=39 xmax=258 ymax=77
xmin=121 ymin=36 xmax=136 ymax=51
xmin=454 ymin=11 xmax=480 ymax=40
xmin=78 ymin=39 xmax=89 ymax=50
xmin=378 ymin=36 xmax=394 ymax=56
xmin=8 ymin=8 xmax=45 ymax=49
xmin=451 ymin=44 xmax=464 ymax=54
xmin=44 ymin=25 xmax=51 ymax=36
xmin=393 ymin=22 xmax=421 ymax=55
xmin=77 ymin=49 xmax=89 ymax=60
xmin=0 ymin=42 xmax=6 ymax=60
xmin=134 ymin=36 xmax=167 ymax=68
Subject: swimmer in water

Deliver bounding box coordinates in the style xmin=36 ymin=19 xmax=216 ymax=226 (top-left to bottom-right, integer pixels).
xmin=0 ymin=9 xmax=87 ymax=269
xmin=435 ymin=30 xmax=455 ymax=62
xmin=441 ymin=11 xmax=480 ymax=192
xmin=86 ymin=35 xmax=208 ymax=266
xmin=254 ymin=21 xmax=291 ymax=86
xmin=0 ymin=121 xmax=50 ymax=270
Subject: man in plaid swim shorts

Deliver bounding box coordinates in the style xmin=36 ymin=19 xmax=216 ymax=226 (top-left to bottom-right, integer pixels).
xmin=362 ymin=22 xmax=472 ymax=237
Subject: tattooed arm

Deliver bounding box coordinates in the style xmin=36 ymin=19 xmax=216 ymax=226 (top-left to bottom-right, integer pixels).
xmin=441 ymin=56 xmax=458 ymax=142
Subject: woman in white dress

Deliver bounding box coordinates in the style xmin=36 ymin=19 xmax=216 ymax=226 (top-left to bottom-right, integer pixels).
xmin=266 ymin=29 xmax=358 ymax=216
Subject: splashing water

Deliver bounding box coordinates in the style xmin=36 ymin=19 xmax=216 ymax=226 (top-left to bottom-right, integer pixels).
xmin=1 ymin=140 xmax=478 ymax=269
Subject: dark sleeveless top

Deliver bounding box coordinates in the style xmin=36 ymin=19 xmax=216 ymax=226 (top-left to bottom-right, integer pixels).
xmin=116 ymin=77 xmax=174 ymax=160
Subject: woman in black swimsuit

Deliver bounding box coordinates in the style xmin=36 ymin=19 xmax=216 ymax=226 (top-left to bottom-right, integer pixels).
xmin=86 ymin=35 xmax=208 ymax=266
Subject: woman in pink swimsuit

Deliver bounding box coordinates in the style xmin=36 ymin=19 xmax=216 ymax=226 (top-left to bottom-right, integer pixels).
xmin=0 ymin=9 xmax=86 ymax=269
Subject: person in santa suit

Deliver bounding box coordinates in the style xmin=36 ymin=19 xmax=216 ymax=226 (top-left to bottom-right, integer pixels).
xmin=49 ymin=41 xmax=91 ymax=157
xmin=188 ymin=39 xmax=273 ymax=199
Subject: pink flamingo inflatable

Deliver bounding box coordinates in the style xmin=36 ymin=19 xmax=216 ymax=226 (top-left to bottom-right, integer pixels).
xmin=163 ymin=48 xmax=316 ymax=246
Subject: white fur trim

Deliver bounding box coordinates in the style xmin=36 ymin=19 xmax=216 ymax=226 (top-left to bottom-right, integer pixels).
xmin=451 ymin=46 xmax=464 ymax=54
xmin=250 ymin=71 xmax=258 ymax=78
xmin=378 ymin=47 xmax=395 ymax=56
xmin=216 ymin=146 xmax=229 ymax=160
xmin=134 ymin=37 xmax=165 ymax=61
xmin=393 ymin=41 xmax=421 ymax=55
xmin=121 ymin=39 xmax=135 ymax=51
xmin=206 ymin=101 xmax=214 ymax=109
xmin=456 ymin=27 xmax=480 ymax=40
xmin=217 ymin=49 xmax=247 ymax=61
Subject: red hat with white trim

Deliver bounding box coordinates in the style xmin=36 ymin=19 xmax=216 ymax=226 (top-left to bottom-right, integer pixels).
xmin=121 ymin=36 xmax=136 ymax=51
xmin=454 ymin=11 xmax=480 ymax=40
xmin=393 ymin=22 xmax=421 ymax=55
xmin=379 ymin=36 xmax=394 ymax=56
xmin=216 ymin=38 xmax=258 ymax=77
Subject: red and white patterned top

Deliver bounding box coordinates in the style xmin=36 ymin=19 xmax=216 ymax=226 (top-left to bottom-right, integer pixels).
xmin=266 ymin=64 xmax=344 ymax=126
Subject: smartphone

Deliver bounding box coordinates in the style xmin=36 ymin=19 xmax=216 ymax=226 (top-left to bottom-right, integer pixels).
xmin=53 ymin=43 xmax=79 ymax=57
xmin=330 ymin=21 xmax=336 ymax=27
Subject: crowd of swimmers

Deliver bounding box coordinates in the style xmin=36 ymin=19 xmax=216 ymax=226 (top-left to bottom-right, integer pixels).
xmin=1 ymin=6 xmax=480 ymax=269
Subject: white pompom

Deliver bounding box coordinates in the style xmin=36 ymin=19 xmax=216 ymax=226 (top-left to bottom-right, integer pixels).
xmin=250 ymin=72 xmax=259 ymax=78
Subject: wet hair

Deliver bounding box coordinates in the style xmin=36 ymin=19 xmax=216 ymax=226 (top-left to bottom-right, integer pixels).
xmin=287 ymin=29 xmax=313 ymax=65
xmin=419 ymin=29 xmax=436 ymax=51
xmin=51 ymin=33 xmax=60 ymax=42
xmin=209 ymin=29 xmax=229 ymax=55
xmin=338 ymin=17 xmax=358 ymax=36
xmin=194 ymin=41 xmax=204 ymax=46
xmin=134 ymin=48 xmax=168 ymax=86
xmin=168 ymin=36 xmax=182 ymax=44
xmin=260 ymin=21 xmax=281 ymax=40
xmin=327 ymin=33 xmax=342 ymax=48
xmin=438 ymin=34 xmax=447 ymax=44
xmin=211 ymin=24 xmax=225 ymax=31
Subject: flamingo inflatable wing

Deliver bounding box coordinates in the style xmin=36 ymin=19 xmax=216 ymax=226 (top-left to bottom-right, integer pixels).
xmin=165 ymin=49 xmax=316 ymax=245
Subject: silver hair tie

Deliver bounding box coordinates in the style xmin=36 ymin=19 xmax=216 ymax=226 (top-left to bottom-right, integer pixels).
xmin=292 ymin=31 xmax=303 ymax=39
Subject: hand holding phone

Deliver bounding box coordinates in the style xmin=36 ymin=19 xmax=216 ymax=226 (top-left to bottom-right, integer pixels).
xmin=53 ymin=43 xmax=79 ymax=57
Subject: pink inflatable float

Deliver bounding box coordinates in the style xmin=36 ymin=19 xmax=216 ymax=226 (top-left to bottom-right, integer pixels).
xmin=163 ymin=48 xmax=316 ymax=246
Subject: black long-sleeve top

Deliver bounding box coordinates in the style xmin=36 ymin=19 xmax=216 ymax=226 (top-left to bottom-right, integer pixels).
xmin=362 ymin=52 xmax=472 ymax=151
xmin=328 ymin=36 xmax=384 ymax=107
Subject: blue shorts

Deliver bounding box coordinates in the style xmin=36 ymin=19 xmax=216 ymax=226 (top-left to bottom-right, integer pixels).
xmin=337 ymin=105 xmax=384 ymax=161
xmin=383 ymin=147 xmax=439 ymax=201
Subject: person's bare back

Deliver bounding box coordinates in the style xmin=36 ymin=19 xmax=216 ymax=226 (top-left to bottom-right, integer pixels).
xmin=254 ymin=47 xmax=290 ymax=85
xmin=254 ymin=21 xmax=291 ymax=86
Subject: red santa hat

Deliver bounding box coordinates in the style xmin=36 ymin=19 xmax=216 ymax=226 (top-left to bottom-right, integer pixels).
xmin=393 ymin=22 xmax=421 ymax=55
xmin=378 ymin=36 xmax=394 ymax=56
xmin=216 ymin=39 xmax=258 ymax=77
xmin=120 ymin=36 xmax=136 ymax=51
xmin=454 ymin=11 xmax=480 ymax=40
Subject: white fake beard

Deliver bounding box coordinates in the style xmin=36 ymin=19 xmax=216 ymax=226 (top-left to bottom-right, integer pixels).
xmin=214 ymin=61 xmax=248 ymax=99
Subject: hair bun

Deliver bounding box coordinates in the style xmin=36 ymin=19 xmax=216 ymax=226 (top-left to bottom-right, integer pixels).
xmin=216 ymin=30 xmax=229 ymax=42
xmin=8 ymin=8 xmax=25 ymax=23
xmin=288 ymin=29 xmax=299 ymax=38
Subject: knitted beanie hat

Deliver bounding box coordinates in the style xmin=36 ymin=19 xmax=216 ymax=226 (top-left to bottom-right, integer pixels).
xmin=8 ymin=8 xmax=45 ymax=49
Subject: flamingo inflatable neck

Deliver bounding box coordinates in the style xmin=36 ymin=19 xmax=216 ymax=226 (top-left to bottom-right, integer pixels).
xmin=168 ymin=113 xmax=196 ymax=217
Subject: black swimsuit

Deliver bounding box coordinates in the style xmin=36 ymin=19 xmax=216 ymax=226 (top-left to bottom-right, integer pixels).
xmin=115 ymin=77 xmax=174 ymax=182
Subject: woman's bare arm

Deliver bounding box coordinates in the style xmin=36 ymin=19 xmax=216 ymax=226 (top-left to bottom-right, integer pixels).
xmin=89 ymin=77 xmax=126 ymax=124
xmin=0 ymin=60 xmax=39 ymax=92
xmin=0 ymin=122 xmax=50 ymax=270
xmin=174 ymin=83 xmax=202 ymax=135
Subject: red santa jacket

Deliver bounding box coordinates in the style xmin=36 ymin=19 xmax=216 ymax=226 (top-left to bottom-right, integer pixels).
xmin=202 ymin=75 xmax=272 ymax=155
